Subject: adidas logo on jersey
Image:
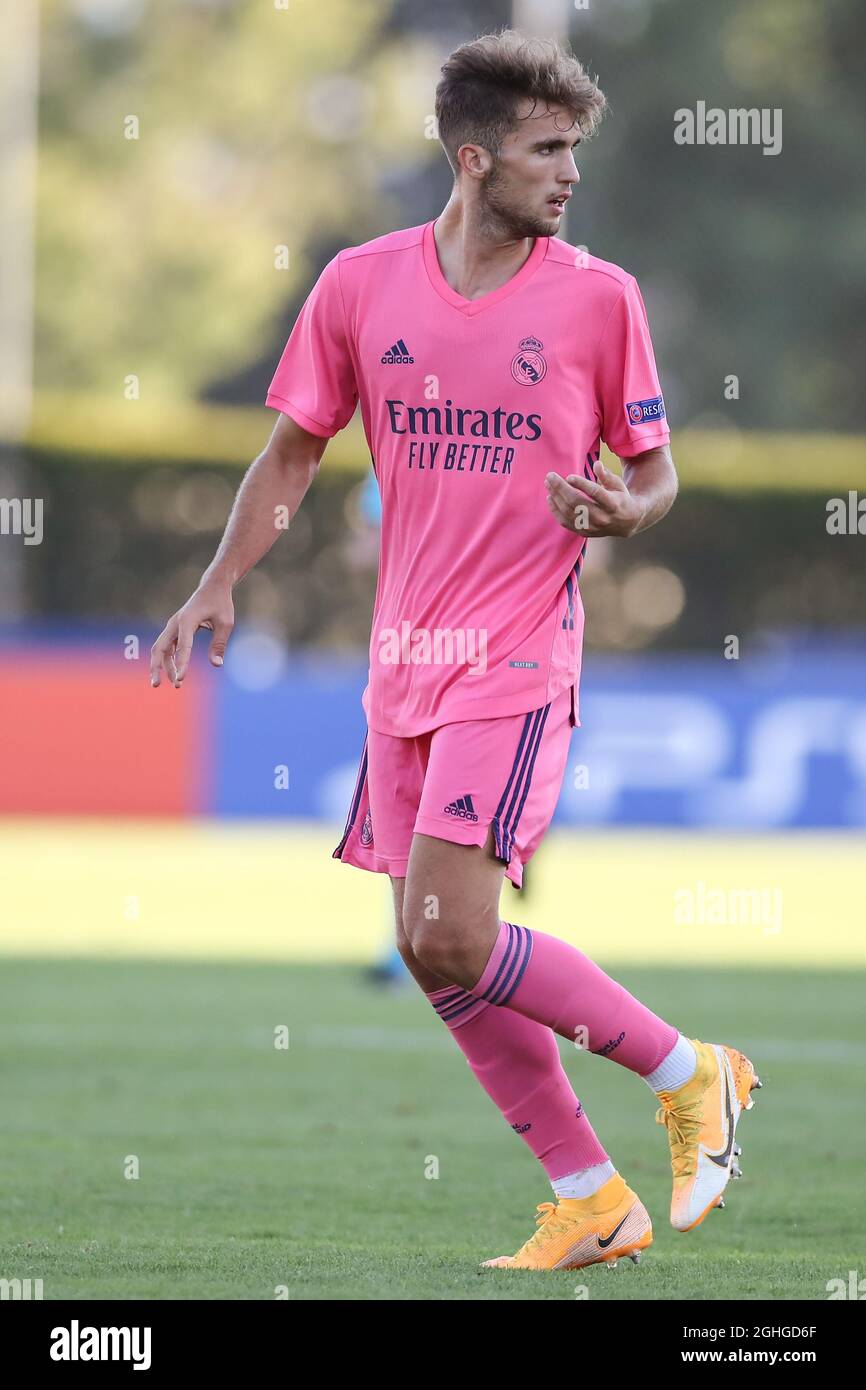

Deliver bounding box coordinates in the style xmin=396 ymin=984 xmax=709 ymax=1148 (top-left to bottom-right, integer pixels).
xmin=381 ymin=338 xmax=414 ymax=365
xmin=443 ymin=794 xmax=479 ymax=822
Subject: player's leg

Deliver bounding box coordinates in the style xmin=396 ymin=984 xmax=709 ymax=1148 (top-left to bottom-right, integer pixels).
xmin=391 ymin=871 xmax=617 ymax=1200
xmin=389 ymin=874 xmax=448 ymax=993
xmin=404 ymin=824 xmax=759 ymax=1241
xmin=401 ymin=829 xmax=650 ymax=1269
xmin=405 ymin=826 xmax=682 ymax=1073
xmin=395 ymin=851 xmax=609 ymax=1184
xmin=402 ymin=687 xmax=760 ymax=1235
xmin=402 ymin=686 xmax=682 ymax=1074
xmin=335 ymin=720 xmax=619 ymax=1214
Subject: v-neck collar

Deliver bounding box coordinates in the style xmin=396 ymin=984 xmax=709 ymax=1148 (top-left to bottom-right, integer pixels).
xmin=422 ymin=218 xmax=549 ymax=318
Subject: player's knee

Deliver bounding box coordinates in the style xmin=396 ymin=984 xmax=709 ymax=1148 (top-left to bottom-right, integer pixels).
xmin=394 ymin=929 xmax=416 ymax=967
xmin=393 ymin=901 xmax=415 ymax=965
xmin=409 ymin=921 xmax=474 ymax=981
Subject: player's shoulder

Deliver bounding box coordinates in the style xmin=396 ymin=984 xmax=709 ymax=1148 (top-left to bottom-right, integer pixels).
xmin=544 ymin=236 xmax=636 ymax=301
xmin=337 ymin=222 xmax=427 ymax=268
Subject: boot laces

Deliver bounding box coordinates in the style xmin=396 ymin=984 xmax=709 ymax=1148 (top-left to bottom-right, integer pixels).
xmin=655 ymin=1090 xmax=703 ymax=1178
xmin=516 ymin=1201 xmax=571 ymax=1254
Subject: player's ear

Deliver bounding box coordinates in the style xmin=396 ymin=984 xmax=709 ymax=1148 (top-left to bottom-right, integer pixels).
xmin=458 ymin=142 xmax=491 ymax=180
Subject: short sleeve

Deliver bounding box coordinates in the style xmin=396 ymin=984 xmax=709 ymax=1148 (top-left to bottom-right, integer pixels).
xmin=265 ymin=254 xmax=358 ymax=438
xmin=595 ymin=276 xmax=670 ymax=458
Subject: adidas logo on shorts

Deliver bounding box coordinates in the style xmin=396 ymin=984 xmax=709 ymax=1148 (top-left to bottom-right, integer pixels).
xmin=443 ymin=794 xmax=478 ymax=823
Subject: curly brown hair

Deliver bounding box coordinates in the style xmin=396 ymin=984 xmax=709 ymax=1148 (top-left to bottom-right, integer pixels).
xmin=435 ymin=28 xmax=607 ymax=176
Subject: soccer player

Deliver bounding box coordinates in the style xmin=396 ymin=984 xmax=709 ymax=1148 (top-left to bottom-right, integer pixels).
xmin=151 ymin=29 xmax=761 ymax=1271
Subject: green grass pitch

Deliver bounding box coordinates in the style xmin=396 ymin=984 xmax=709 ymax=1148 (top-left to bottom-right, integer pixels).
xmin=1 ymin=958 xmax=863 ymax=1300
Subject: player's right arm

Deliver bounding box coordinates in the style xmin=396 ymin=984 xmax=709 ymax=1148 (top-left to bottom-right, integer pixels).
xmin=149 ymin=412 xmax=327 ymax=688
xmin=152 ymin=251 xmax=358 ymax=688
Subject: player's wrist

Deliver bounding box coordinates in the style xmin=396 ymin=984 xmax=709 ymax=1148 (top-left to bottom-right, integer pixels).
xmin=200 ymin=562 xmax=238 ymax=593
xmin=621 ymin=493 xmax=648 ymax=538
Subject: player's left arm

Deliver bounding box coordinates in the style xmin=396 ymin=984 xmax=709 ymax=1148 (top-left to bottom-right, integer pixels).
xmin=545 ymin=444 xmax=677 ymax=538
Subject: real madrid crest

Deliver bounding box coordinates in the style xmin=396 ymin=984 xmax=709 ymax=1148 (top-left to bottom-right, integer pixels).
xmin=511 ymin=335 xmax=547 ymax=386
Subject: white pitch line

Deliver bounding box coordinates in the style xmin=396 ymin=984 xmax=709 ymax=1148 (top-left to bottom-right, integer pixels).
xmin=302 ymin=1026 xmax=866 ymax=1066
xmin=1 ymin=1021 xmax=862 ymax=1066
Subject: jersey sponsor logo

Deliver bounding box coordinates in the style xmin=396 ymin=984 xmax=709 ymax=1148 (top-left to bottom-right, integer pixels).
xmin=386 ymin=398 xmax=542 ymax=441
xmin=511 ymin=334 xmax=548 ymax=386
xmin=511 ymin=1121 xmax=532 ymax=1134
xmin=443 ymin=794 xmax=479 ymax=822
xmin=509 ymin=659 xmax=539 ymax=668
xmin=360 ymin=810 xmax=374 ymax=846
xmin=626 ymin=394 xmax=666 ymax=425
xmin=381 ymin=338 xmax=414 ymax=365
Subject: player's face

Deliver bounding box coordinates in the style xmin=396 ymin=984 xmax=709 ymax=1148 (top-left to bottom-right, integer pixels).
xmin=480 ymin=101 xmax=581 ymax=239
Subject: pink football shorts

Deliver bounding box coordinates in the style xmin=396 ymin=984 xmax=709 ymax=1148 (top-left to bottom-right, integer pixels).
xmin=332 ymin=683 xmax=577 ymax=889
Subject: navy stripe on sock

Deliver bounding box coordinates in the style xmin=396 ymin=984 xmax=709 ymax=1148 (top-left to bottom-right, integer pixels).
xmin=439 ymin=992 xmax=486 ymax=1023
xmin=488 ymin=923 xmax=533 ymax=1005
xmin=431 ymin=988 xmax=464 ymax=1012
xmin=481 ymin=922 xmax=520 ymax=1003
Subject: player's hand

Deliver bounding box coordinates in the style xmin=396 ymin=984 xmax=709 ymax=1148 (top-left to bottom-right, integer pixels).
xmin=150 ymin=581 xmax=234 ymax=688
xmin=545 ymin=461 xmax=645 ymax=538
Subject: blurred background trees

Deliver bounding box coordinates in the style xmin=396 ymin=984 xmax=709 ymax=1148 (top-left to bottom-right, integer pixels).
xmin=4 ymin=0 xmax=865 ymax=647
xmin=30 ymin=0 xmax=866 ymax=427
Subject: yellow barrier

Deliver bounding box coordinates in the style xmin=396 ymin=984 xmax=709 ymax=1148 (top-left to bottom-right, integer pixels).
xmin=18 ymin=391 xmax=866 ymax=491
xmin=1 ymin=820 xmax=863 ymax=967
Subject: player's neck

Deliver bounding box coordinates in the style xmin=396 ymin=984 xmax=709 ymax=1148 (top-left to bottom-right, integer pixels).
xmin=433 ymin=197 xmax=536 ymax=302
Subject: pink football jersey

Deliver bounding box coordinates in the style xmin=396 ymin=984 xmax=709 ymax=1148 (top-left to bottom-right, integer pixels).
xmin=266 ymin=220 xmax=669 ymax=736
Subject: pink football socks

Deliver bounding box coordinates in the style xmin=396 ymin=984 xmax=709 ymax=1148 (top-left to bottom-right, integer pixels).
xmin=471 ymin=921 xmax=678 ymax=1076
xmin=425 ymin=921 xmax=683 ymax=1196
xmin=426 ymin=984 xmax=609 ymax=1182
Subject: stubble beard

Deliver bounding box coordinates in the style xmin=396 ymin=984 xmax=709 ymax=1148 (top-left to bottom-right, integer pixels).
xmin=478 ymin=159 xmax=556 ymax=241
